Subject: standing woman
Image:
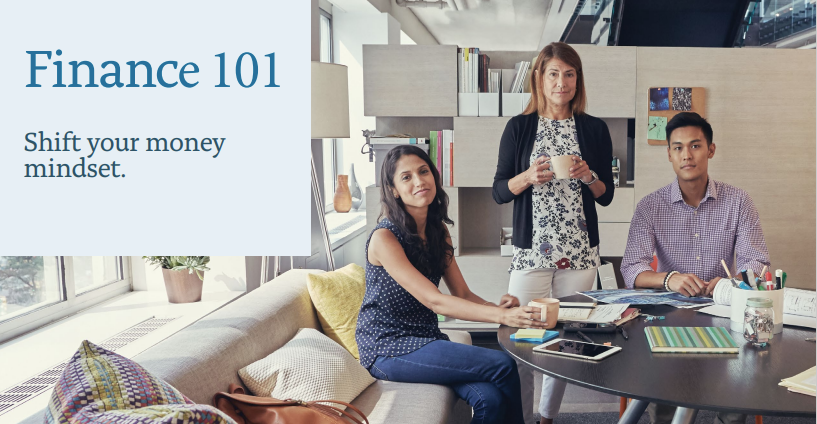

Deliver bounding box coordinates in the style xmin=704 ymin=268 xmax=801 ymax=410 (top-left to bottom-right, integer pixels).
xmin=492 ymin=42 xmax=614 ymax=424
xmin=357 ymin=145 xmax=547 ymax=424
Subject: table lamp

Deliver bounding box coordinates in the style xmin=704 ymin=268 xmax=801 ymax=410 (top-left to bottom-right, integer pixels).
xmin=310 ymin=61 xmax=350 ymax=271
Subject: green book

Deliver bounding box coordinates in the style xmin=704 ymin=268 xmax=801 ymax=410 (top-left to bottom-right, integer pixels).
xmin=644 ymin=327 xmax=740 ymax=354
xmin=429 ymin=131 xmax=438 ymax=169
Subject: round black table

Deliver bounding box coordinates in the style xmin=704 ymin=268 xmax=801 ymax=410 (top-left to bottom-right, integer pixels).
xmin=498 ymin=295 xmax=816 ymax=423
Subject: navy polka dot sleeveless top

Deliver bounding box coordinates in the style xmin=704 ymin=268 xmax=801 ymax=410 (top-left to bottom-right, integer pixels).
xmin=356 ymin=218 xmax=449 ymax=370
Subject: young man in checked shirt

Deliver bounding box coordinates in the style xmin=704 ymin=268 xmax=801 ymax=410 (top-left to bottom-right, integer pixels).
xmin=621 ymin=112 xmax=770 ymax=424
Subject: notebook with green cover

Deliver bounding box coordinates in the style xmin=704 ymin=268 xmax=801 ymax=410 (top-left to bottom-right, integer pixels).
xmin=645 ymin=326 xmax=740 ymax=353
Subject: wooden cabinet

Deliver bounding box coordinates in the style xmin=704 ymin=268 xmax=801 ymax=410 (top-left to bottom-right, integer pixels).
xmin=452 ymin=117 xmax=510 ymax=187
xmin=363 ymin=45 xmax=458 ymax=117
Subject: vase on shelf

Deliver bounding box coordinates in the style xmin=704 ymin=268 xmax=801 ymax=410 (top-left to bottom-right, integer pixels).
xmin=349 ymin=163 xmax=364 ymax=211
xmin=334 ymin=175 xmax=352 ymax=213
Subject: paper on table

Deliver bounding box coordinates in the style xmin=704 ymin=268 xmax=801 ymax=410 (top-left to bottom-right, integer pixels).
xmin=712 ymin=279 xmax=733 ymax=305
xmin=784 ymin=288 xmax=817 ymax=318
xmin=558 ymin=308 xmax=593 ymax=321
xmin=697 ymin=305 xmax=730 ymax=318
xmin=697 ymin=304 xmax=817 ymax=329
xmin=570 ymin=304 xmax=629 ymax=323
xmin=780 ymin=366 xmax=817 ymax=396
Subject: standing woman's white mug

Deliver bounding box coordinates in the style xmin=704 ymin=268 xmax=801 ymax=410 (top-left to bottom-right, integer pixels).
xmin=491 ymin=42 xmax=615 ymax=424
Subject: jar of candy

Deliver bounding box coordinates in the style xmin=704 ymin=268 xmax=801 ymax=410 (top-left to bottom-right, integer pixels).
xmin=744 ymin=297 xmax=774 ymax=346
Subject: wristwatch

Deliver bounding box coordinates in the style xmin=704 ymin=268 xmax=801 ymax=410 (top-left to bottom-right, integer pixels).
xmin=582 ymin=170 xmax=599 ymax=186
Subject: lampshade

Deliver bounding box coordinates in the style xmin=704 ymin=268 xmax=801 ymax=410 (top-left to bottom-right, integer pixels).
xmin=311 ymin=62 xmax=350 ymax=139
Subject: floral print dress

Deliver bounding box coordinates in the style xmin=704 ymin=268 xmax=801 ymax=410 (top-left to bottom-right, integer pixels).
xmin=510 ymin=116 xmax=601 ymax=272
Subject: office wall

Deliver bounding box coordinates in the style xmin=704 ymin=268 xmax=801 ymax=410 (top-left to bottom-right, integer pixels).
xmin=333 ymin=7 xmax=389 ymax=189
xmin=634 ymin=47 xmax=816 ymax=289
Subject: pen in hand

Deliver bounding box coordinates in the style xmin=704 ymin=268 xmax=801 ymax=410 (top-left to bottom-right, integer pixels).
xmin=577 ymin=331 xmax=596 ymax=344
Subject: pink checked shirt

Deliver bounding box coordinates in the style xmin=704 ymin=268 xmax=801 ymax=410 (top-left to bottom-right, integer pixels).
xmin=621 ymin=178 xmax=770 ymax=288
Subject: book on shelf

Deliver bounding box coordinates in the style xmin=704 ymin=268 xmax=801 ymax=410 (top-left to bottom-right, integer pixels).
xmin=370 ymin=134 xmax=427 ymax=145
xmin=429 ymin=129 xmax=454 ymax=186
xmin=429 ymin=132 xmax=438 ymax=171
xmin=370 ymin=138 xmax=426 ymax=145
xmin=458 ymin=47 xmax=493 ymax=93
xmin=488 ymin=69 xmax=501 ymax=93
xmin=644 ymin=326 xmax=740 ymax=354
xmin=442 ymin=130 xmax=450 ymax=186
xmin=502 ymin=60 xmax=530 ymax=93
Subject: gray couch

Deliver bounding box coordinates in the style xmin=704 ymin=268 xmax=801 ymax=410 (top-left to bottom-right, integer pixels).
xmin=20 ymin=269 xmax=472 ymax=424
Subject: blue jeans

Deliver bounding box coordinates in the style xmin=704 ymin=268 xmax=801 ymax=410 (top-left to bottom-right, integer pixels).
xmin=370 ymin=340 xmax=524 ymax=424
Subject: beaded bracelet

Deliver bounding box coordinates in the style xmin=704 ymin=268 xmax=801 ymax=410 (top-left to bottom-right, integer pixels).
xmin=663 ymin=271 xmax=679 ymax=292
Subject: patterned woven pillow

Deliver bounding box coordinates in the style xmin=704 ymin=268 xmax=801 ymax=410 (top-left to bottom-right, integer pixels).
xmin=45 ymin=340 xmax=234 ymax=424
xmin=238 ymin=328 xmax=375 ymax=405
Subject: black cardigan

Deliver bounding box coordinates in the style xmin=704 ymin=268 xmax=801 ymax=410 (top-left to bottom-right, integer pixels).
xmin=492 ymin=112 xmax=615 ymax=249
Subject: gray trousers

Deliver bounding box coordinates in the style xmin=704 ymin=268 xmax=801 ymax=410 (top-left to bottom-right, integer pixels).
xmin=507 ymin=268 xmax=598 ymax=424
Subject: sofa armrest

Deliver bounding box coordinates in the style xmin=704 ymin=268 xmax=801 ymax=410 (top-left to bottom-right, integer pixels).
xmin=440 ymin=329 xmax=471 ymax=346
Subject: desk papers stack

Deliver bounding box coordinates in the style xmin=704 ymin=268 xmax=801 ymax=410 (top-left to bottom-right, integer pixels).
xmin=558 ymin=303 xmax=630 ymax=323
xmin=780 ymin=367 xmax=817 ymax=397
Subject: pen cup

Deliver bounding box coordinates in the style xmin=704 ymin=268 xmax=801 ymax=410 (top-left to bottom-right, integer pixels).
xmin=729 ymin=287 xmax=783 ymax=334
xmin=528 ymin=298 xmax=559 ymax=330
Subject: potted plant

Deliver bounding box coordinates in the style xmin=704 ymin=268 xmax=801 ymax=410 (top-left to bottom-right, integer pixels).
xmin=143 ymin=256 xmax=210 ymax=303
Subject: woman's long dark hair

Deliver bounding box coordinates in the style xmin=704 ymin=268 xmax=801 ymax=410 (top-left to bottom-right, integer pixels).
xmin=378 ymin=145 xmax=454 ymax=277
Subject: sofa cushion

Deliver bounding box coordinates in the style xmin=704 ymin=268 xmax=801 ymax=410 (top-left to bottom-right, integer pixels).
xmin=349 ymin=329 xmax=474 ymax=424
xmin=45 ymin=340 xmax=233 ymax=424
xmin=350 ymin=381 xmax=471 ymax=424
xmin=238 ymin=328 xmax=374 ymax=405
xmin=306 ymin=263 xmax=366 ymax=359
xmin=134 ymin=269 xmax=324 ymax=404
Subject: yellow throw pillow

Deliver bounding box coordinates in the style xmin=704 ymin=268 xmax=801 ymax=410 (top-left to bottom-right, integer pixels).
xmin=307 ymin=263 xmax=366 ymax=359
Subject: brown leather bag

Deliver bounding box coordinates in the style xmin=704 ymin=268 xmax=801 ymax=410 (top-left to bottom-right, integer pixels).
xmin=213 ymin=384 xmax=369 ymax=424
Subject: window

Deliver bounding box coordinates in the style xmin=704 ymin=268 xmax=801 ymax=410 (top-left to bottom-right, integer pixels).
xmin=0 ymin=256 xmax=61 ymax=321
xmin=320 ymin=9 xmax=336 ymax=209
xmin=0 ymin=256 xmax=130 ymax=343
xmin=73 ymin=256 xmax=122 ymax=294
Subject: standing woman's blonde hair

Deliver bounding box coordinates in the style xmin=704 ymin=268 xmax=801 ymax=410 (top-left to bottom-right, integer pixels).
xmin=523 ymin=42 xmax=587 ymax=116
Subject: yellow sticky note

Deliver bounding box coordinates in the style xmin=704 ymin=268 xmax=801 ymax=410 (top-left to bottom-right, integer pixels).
xmin=515 ymin=329 xmax=547 ymax=339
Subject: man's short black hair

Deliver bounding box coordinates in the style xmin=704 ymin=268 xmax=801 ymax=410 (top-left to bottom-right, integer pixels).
xmin=666 ymin=112 xmax=713 ymax=146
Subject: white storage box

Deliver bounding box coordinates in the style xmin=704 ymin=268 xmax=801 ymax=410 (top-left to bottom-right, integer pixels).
xmin=458 ymin=93 xmax=479 ymax=117
xmin=501 ymin=93 xmax=531 ymax=117
xmin=500 ymin=227 xmax=513 ymax=257
xmin=478 ymin=93 xmax=500 ymax=117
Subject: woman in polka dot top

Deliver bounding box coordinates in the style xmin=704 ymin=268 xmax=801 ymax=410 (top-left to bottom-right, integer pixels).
xmin=355 ymin=145 xmax=546 ymax=424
